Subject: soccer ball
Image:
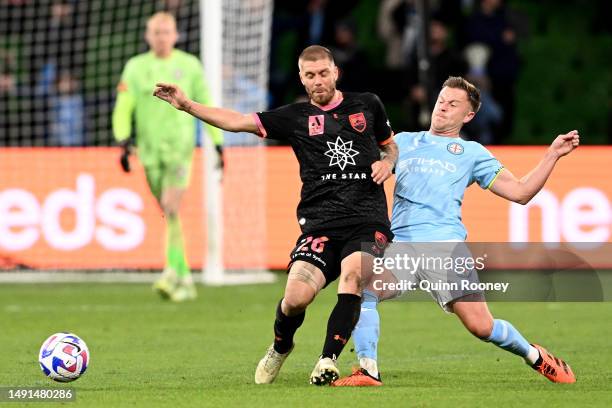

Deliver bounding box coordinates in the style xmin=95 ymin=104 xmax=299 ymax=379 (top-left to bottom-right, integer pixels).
xmin=38 ymin=332 xmax=90 ymax=382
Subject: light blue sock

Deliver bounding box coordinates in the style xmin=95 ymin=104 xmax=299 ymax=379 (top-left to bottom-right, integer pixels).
xmin=353 ymin=290 xmax=380 ymax=360
xmin=486 ymin=319 xmax=531 ymax=358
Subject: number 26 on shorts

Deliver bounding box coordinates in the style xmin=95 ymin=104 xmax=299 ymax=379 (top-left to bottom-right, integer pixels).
xmin=296 ymin=236 xmax=329 ymax=253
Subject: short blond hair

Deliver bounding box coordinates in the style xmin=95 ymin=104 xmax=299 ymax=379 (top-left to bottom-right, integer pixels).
xmin=298 ymin=45 xmax=335 ymax=68
xmin=442 ymin=76 xmax=481 ymax=113
xmin=146 ymin=11 xmax=177 ymax=30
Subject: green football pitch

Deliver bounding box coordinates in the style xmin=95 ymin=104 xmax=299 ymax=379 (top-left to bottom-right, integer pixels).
xmin=1 ymin=280 xmax=610 ymax=407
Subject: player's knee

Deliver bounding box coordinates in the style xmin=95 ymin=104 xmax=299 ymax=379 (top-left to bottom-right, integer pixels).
xmin=161 ymin=191 xmax=184 ymax=217
xmin=287 ymin=262 xmax=324 ymax=292
xmin=466 ymin=320 xmax=493 ymax=339
xmin=163 ymin=206 xmax=179 ymax=218
xmin=366 ymin=270 xmax=399 ymax=300
xmin=161 ymin=200 xmax=180 ymax=218
xmin=341 ymin=269 xmax=362 ymax=290
xmin=282 ymin=293 xmax=312 ymax=313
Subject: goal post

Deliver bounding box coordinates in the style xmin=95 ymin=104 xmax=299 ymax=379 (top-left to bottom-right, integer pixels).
xmin=200 ymin=0 xmax=224 ymax=284
xmin=200 ymin=0 xmax=276 ymax=285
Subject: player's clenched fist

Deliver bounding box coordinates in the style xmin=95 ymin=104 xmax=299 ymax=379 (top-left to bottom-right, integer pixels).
xmin=371 ymin=159 xmax=393 ymax=185
xmin=154 ymin=83 xmax=190 ymax=111
xmin=548 ymin=130 xmax=579 ymax=158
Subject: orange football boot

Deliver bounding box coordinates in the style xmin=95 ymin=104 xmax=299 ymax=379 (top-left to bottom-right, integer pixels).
xmin=531 ymin=344 xmax=576 ymax=383
xmin=331 ymin=368 xmax=382 ymax=387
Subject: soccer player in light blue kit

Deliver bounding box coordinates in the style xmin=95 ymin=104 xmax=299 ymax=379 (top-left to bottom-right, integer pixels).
xmin=333 ymin=76 xmax=579 ymax=386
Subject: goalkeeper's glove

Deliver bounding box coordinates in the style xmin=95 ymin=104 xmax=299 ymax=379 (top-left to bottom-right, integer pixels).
xmin=119 ymin=140 xmax=132 ymax=173
xmin=215 ymin=145 xmax=224 ymax=171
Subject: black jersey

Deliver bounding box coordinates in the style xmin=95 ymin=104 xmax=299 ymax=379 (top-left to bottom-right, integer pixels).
xmin=254 ymin=92 xmax=394 ymax=234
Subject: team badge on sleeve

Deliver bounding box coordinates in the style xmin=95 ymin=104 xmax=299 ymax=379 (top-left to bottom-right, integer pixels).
xmin=447 ymin=142 xmax=464 ymax=155
xmin=349 ymin=112 xmax=366 ymax=133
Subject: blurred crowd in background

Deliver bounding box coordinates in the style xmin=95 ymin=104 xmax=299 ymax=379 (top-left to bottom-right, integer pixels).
xmin=271 ymin=0 xmax=525 ymax=145
xmin=1 ymin=0 xmax=610 ymax=146
xmin=0 ymin=0 xmax=202 ymax=146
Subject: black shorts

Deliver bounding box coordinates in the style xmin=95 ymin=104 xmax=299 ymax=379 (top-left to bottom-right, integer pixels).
xmin=287 ymin=223 xmax=393 ymax=286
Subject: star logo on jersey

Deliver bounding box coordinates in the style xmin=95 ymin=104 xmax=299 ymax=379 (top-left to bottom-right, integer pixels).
xmin=324 ymin=136 xmax=359 ymax=170
xmin=447 ymin=142 xmax=464 ymax=155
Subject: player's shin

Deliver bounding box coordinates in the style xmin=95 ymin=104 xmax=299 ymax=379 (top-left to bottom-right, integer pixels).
xmin=321 ymin=293 xmax=361 ymax=360
xmin=353 ymin=289 xmax=380 ymax=377
xmin=485 ymin=319 xmax=539 ymax=364
xmin=273 ymin=299 xmax=305 ymax=354
xmin=166 ymin=215 xmax=190 ymax=280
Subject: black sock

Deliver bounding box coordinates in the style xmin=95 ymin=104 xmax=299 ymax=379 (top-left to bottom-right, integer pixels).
xmin=321 ymin=293 xmax=361 ymax=359
xmin=273 ymin=299 xmax=305 ymax=354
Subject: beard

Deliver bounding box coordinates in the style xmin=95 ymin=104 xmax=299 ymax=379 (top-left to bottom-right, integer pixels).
xmin=308 ymin=87 xmax=335 ymax=106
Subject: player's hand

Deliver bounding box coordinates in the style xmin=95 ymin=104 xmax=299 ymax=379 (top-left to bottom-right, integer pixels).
xmin=119 ymin=140 xmax=133 ymax=173
xmin=549 ymin=130 xmax=579 ymax=158
xmin=153 ymin=83 xmax=191 ymax=111
xmin=215 ymin=145 xmax=225 ymax=171
xmin=371 ymin=159 xmax=393 ymax=184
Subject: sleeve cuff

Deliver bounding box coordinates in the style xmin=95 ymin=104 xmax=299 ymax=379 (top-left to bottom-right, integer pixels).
xmin=378 ymin=132 xmax=395 ymax=146
xmin=486 ymin=167 xmax=505 ymax=190
xmin=252 ymin=113 xmax=267 ymax=138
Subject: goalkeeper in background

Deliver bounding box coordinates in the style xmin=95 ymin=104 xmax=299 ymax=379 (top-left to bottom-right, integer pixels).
xmin=112 ymin=12 xmax=223 ymax=302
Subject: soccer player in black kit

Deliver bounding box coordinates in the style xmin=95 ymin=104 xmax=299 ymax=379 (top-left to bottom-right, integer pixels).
xmin=154 ymin=45 xmax=398 ymax=385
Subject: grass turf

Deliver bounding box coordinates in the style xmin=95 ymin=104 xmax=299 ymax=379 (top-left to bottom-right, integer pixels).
xmin=1 ymin=280 xmax=611 ymax=407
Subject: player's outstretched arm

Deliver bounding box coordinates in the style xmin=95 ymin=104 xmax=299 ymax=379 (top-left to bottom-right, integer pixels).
xmin=153 ymin=82 xmax=259 ymax=134
xmin=371 ymin=139 xmax=399 ymax=185
xmin=489 ymin=130 xmax=580 ymax=204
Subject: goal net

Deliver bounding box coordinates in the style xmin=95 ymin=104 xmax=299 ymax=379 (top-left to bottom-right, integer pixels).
xmin=0 ymin=0 xmax=275 ymax=283
xmin=201 ymin=0 xmax=275 ymax=284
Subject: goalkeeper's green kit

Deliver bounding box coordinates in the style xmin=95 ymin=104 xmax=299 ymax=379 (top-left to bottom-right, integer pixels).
xmin=112 ymin=49 xmax=221 ymax=279
xmin=112 ymin=49 xmax=222 ymax=193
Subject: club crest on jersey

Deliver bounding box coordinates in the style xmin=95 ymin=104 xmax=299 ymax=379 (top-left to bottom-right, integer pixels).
xmin=349 ymin=112 xmax=366 ymax=133
xmin=308 ymin=115 xmax=325 ymax=136
xmin=447 ymin=142 xmax=464 ymax=155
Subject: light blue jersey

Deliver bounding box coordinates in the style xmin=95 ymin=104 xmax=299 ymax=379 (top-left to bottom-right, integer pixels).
xmin=391 ymin=131 xmax=504 ymax=241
